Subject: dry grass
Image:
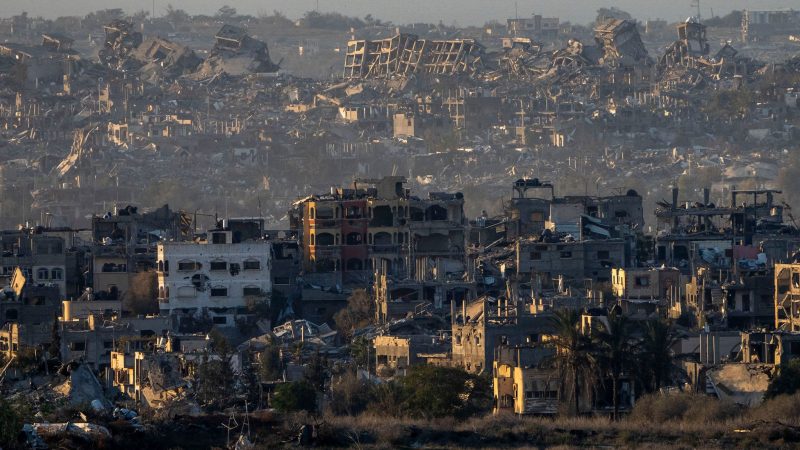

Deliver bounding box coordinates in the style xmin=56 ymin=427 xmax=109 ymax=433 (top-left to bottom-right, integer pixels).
xmin=316 ymin=393 xmax=800 ymax=448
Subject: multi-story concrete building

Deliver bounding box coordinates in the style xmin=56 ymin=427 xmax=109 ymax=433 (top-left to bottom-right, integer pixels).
xmin=91 ymin=205 xmax=188 ymax=302
xmin=451 ymin=297 xmax=553 ymax=374
xmin=157 ymin=227 xmax=271 ymax=328
xmin=0 ymin=229 xmax=75 ymax=298
xmin=290 ymin=176 xmax=467 ymax=287
xmin=516 ymin=238 xmax=627 ymax=284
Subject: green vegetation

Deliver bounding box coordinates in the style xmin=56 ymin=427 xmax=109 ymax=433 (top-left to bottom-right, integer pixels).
xmin=333 ymin=290 xmax=374 ymax=340
xmin=595 ymin=310 xmax=636 ymax=420
xmin=548 ymin=309 xmax=597 ymax=415
xmin=273 ymin=381 xmax=317 ymax=413
xmin=399 ymin=365 xmax=491 ymax=419
xmin=195 ymin=330 xmax=235 ymax=406
xmin=259 ymin=341 xmax=283 ymax=382
xmin=765 ymin=359 xmax=800 ymax=399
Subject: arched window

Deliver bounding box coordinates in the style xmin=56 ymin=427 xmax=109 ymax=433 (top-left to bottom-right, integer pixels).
xmin=346 ymin=232 xmax=363 ymax=245
xmin=51 ymin=268 xmax=63 ymax=280
xmin=426 ymin=205 xmax=448 ymax=221
xmin=373 ymin=232 xmax=392 ymax=246
xmin=37 ymin=268 xmax=49 ymax=280
xmin=310 ymin=234 xmax=315 ymax=246
xmin=316 ymin=233 xmax=334 ymax=246
xmin=346 ymin=258 xmax=363 ymax=271
xmin=309 ymin=207 xmax=316 ymax=219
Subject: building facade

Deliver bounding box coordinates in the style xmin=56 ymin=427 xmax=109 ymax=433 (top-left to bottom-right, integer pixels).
xmin=157 ymin=228 xmax=271 ymax=327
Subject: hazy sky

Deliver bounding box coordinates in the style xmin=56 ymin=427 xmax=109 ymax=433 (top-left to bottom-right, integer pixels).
xmin=5 ymin=0 xmax=799 ymax=25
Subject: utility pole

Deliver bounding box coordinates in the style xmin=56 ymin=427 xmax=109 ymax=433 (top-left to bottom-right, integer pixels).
xmin=690 ymin=0 xmax=701 ymax=21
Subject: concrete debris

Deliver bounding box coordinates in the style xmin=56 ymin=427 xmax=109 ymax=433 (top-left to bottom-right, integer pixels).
xmin=31 ymin=421 xmax=112 ymax=440
xmin=53 ymin=364 xmax=112 ymax=409
xmin=191 ymin=25 xmax=280 ymax=79
xmin=272 ymin=320 xmax=338 ymax=347
xmin=706 ymin=364 xmax=772 ymax=407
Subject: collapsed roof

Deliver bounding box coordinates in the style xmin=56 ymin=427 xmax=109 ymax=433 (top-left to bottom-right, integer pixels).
xmin=191 ymin=24 xmax=280 ymax=79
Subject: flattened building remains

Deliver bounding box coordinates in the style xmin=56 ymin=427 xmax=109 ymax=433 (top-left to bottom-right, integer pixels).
xmin=1 ymin=8 xmax=800 ymax=427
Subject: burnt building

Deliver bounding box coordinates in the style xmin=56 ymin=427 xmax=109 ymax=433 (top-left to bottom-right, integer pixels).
xmin=290 ymin=176 xmax=467 ymax=288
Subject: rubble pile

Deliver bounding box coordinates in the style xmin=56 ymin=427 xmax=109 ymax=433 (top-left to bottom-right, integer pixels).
xmin=191 ymin=25 xmax=280 ymax=79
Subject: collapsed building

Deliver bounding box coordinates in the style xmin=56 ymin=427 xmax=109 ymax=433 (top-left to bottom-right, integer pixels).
xmin=192 ymin=25 xmax=280 ymax=79
xmin=128 ymin=37 xmax=203 ymax=82
xmin=99 ymin=20 xmax=143 ymax=69
xmin=344 ymin=34 xmax=484 ymax=79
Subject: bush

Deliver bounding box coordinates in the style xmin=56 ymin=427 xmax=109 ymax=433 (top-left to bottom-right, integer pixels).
xmin=399 ymin=366 xmax=491 ymax=419
xmin=750 ymin=392 xmax=800 ymax=422
xmin=328 ymin=371 xmax=372 ymax=416
xmin=765 ymin=359 xmax=800 ymax=399
xmin=273 ymin=381 xmax=317 ymax=413
xmin=259 ymin=343 xmax=282 ymax=382
xmin=367 ymin=381 xmax=404 ymax=418
xmin=631 ymin=392 xmax=740 ymax=424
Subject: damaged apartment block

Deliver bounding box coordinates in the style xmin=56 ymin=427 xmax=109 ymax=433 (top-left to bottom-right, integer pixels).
xmin=344 ymin=34 xmax=484 ymax=79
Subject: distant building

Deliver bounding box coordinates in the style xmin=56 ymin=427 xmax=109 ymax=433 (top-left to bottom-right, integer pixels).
xmin=157 ymin=226 xmax=271 ymax=328
xmin=507 ymin=15 xmax=560 ymax=38
xmin=290 ymin=176 xmax=467 ymax=287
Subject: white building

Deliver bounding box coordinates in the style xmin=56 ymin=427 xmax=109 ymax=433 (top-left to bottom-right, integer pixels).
xmin=157 ymin=229 xmax=271 ymax=327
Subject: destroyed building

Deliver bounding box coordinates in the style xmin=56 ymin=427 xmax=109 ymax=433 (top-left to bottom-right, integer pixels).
xmin=157 ymin=223 xmax=272 ymax=329
xmin=99 ymin=20 xmax=143 ymax=69
xmin=290 ymin=176 xmax=467 ymax=287
xmin=0 ymin=268 xmax=61 ymax=357
xmin=129 ymin=37 xmax=203 ymax=82
xmin=344 ymin=34 xmax=484 ymax=79
xmin=192 ymin=24 xmax=280 ymax=78
xmin=593 ymin=19 xmax=651 ymax=68
xmin=451 ymin=296 xmax=554 ymax=374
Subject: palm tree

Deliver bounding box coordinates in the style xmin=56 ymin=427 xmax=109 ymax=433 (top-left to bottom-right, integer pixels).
xmin=547 ymin=309 xmax=597 ymax=415
xmin=595 ymin=309 xmax=636 ymax=420
xmin=640 ymin=319 xmax=678 ymax=392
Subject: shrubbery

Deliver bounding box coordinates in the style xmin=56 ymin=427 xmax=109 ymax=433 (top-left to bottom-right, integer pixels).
xmin=273 ymin=381 xmax=317 ymax=413
xmin=631 ymin=392 xmax=740 ymax=424
xmin=324 ymin=365 xmax=491 ymax=419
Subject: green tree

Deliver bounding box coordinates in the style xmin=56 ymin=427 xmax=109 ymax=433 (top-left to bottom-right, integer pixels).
xmin=272 ymin=380 xmax=317 ymax=413
xmin=196 ymin=330 xmax=235 ymax=406
xmin=595 ymin=310 xmax=637 ymax=420
xmin=333 ymin=290 xmax=374 ymax=339
xmin=640 ymin=319 xmax=678 ymax=392
xmin=765 ymin=359 xmax=800 ymax=399
xmin=369 ymin=381 xmax=404 ymax=417
xmin=548 ymin=309 xmax=597 ymax=415
xmin=349 ymin=337 xmax=371 ymax=370
xmin=303 ymin=350 xmax=327 ymax=391
xmin=399 ymin=365 xmax=491 ymax=419
xmin=259 ymin=342 xmax=283 ymax=381
xmin=329 ymin=369 xmax=372 ymax=416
